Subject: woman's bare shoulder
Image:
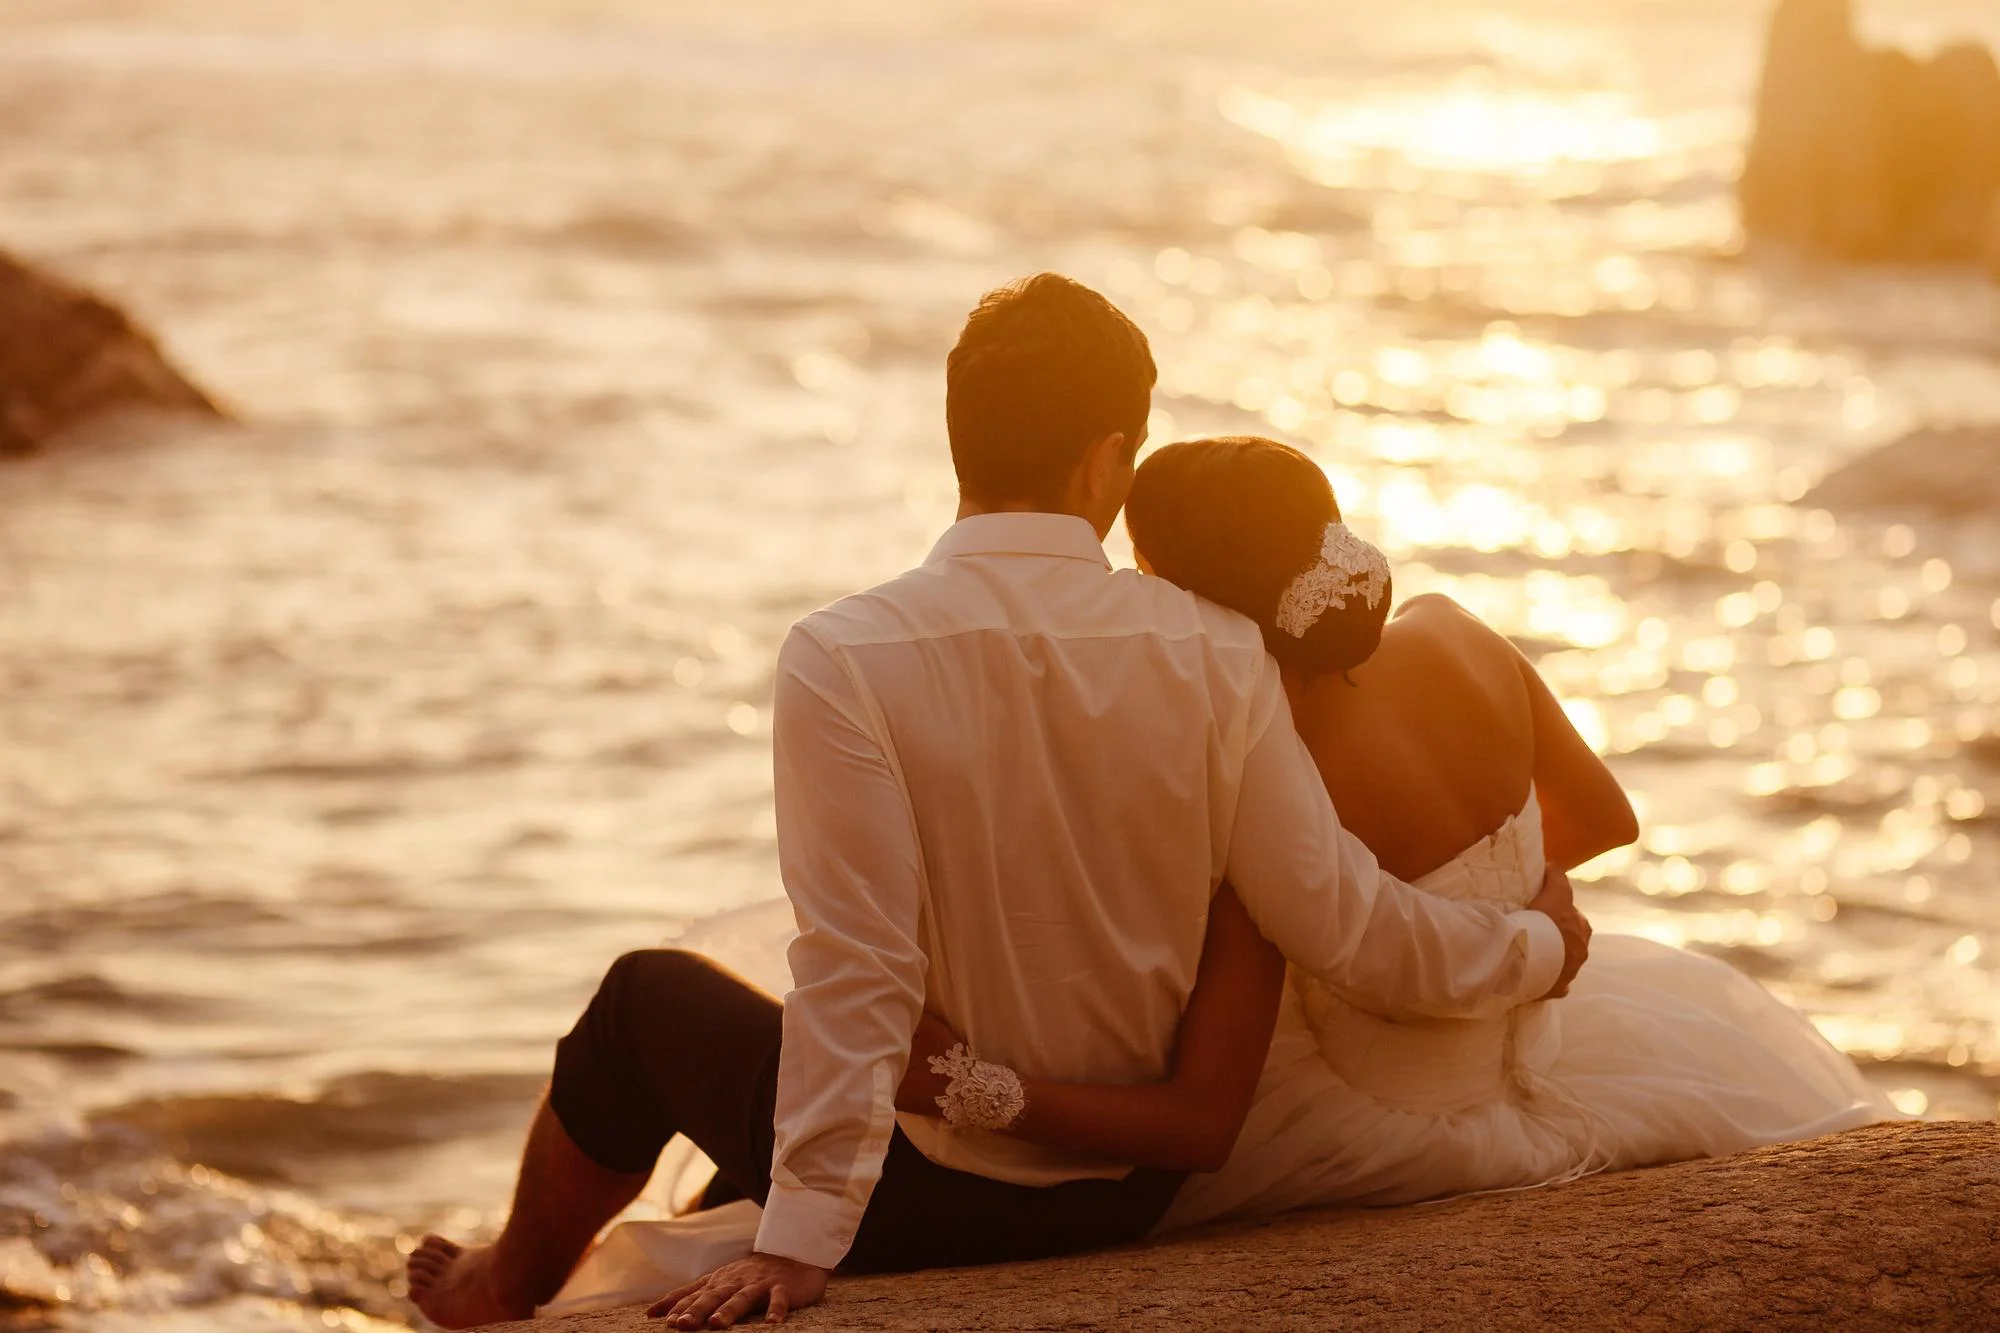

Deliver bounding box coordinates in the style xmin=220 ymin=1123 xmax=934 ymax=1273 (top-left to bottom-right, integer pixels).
xmin=1392 ymin=591 xmax=1472 ymax=621
xmin=1391 ymin=593 xmax=1501 ymax=641
xmin=1384 ymin=594 xmax=1523 ymax=673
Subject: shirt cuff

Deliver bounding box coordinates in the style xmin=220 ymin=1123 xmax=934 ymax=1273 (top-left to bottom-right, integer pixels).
xmin=752 ymin=1181 xmax=859 ymax=1271
xmin=1507 ymin=908 xmax=1566 ymax=1004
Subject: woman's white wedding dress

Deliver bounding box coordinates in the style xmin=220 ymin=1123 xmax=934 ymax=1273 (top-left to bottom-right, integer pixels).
xmin=1160 ymin=787 xmax=1896 ymax=1229
xmin=538 ymin=789 xmax=1894 ymax=1315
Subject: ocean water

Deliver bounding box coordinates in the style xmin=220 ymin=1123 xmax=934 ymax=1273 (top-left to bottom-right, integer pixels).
xmin=3 ymin=1 xmax=1999 ymax=1327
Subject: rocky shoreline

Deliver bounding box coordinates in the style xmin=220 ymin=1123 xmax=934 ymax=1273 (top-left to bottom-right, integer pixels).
xmin=0 ymin=249 xmax=225 ymax=455
xmin=485 ymin=1122 xmax=1998 ymax=1332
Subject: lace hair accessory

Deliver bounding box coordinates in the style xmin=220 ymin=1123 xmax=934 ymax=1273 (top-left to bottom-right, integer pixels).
xmin=1273 ymin=520 xmax=1390 ymax=639
xmin=929 ymin=1042 xmax=1027 ymax=1131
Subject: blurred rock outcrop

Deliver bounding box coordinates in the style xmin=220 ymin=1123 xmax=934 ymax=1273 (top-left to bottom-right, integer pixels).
xmin=1740 ymin=0 xmax=2000 ymax=266
xmin=0 ymin=250 xmax=225 ymax=455
xmin=1805 ymin=427 xmax=2000 ymax=516
xmin=494 ymin=1123 xmax=1999 ymax=1332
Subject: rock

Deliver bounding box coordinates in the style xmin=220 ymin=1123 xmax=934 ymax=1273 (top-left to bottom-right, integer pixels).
xmin=490 ymin=1122 xmax=1998 ymax=1332
xmin=1803 ymin=427 xmax=2000 ymax=516
xmin=1897 ymin=43 xmax=2000 ymax=260
xmin=1740 ymin=0 xmax=1887 ymax=258
xmin=1987 ymin=179 xmax=2000 ymax=278
xmin=1740 ymin=0 xmax=2000 ymax=265
xmin=0 ymin=250 xmax=226 ymax=456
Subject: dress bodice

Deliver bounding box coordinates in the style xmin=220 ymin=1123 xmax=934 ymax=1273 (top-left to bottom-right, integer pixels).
xmin=1406 ymin=787 xmax=1547 ymax=908
xmin=1294 ymin=788 xmax=1551 ymax=1115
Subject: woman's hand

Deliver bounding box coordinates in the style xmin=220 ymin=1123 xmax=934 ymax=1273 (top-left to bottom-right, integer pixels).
xmin=895 ymin=1011 xmax=963 ymax=1115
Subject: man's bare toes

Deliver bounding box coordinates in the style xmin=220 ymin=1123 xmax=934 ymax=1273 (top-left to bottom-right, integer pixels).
xmin=406 ymin=1239 xmax=529 ymax=1330
xmin=406 ymin=1235 xmax=461 ymax=1295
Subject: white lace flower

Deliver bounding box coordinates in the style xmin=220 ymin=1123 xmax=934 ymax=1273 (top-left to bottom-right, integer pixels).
xmin=1273 ymin=521 xmax=1390 ymax=639
xmin=928 ymin=1042 xmax=1027 ymax=1131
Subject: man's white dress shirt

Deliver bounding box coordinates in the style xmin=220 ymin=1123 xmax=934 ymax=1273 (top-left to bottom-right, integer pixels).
xmin=753 ymin=512 xmax=1564 ymax=1268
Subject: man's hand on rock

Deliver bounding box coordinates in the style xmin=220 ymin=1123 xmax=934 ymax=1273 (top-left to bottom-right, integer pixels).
xmin=1526 ymin=865 xmax=1590 ymax=999
xmin=648 ymin=1252 xmax=829 ymax=1328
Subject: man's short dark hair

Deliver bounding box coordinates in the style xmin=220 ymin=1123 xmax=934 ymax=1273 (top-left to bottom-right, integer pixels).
xmin=945 ymin=273 xmax=1156 ymax=507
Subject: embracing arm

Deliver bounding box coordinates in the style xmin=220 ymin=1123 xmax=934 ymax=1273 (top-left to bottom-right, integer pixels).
xmin=899 ymin=885 xmax=1285 ymax=1174
xmin=1514 ymin=643 xmax=1639 ymax=871
xmin=1227 ymin=654 xmax=1583 ymax=1018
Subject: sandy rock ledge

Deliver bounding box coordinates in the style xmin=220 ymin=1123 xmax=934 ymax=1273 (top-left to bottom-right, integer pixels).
xmin=490 ymin=1122 xmax=1998 ymax=1332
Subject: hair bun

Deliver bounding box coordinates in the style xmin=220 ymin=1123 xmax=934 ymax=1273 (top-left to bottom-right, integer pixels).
xmin=1126 ymin=437 xmax=1392 ymax=679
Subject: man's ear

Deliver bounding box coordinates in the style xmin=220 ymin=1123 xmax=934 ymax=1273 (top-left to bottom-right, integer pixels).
xmin=1082 ymin=430 xmax=1127 ymax=499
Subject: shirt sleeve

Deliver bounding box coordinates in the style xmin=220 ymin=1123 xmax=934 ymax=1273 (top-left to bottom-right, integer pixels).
xmin=1224 ymin=656 xmax=1565 ymax=1020
xmin=752 ymin=624 xmax=928 ymax=1269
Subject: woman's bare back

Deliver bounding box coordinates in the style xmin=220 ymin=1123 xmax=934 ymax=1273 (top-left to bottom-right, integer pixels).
xmin=1290 ymin=594 xmax=1539 ymax=884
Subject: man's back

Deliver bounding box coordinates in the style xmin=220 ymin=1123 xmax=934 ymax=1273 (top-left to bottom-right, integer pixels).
xmin=789 ymin=512 xmax=1269 ymax=1181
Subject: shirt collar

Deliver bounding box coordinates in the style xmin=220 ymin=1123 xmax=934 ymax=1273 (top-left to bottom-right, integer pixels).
xmin=923 ymin=512 xmax=1112 ymax=569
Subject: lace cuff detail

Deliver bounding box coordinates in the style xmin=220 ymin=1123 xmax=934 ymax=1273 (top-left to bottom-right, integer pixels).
xmin=929 ymin=1042 xmax=1027 ymax=1131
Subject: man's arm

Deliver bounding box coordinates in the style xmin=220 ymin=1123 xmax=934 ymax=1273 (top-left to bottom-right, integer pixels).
xmin=1226 ymin=657 xmax=1583 ymax=1019
xmin=759 ymin=625 xmax=928 ymax=1262
xmin=666 ymin=625 xmax=927 ymax=1328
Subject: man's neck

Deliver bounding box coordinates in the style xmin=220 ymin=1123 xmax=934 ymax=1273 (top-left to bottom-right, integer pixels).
xmin=957 ymin=495 xmax=1111 ymax=540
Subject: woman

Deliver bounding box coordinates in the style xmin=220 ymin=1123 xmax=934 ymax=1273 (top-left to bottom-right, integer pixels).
xmin=899 ymin=436 xmax=1894 ymax=1228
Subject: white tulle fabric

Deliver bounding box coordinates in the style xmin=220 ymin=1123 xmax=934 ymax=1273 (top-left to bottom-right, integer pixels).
xmin=1160 ymin=788 xmax=1898 ymax=1230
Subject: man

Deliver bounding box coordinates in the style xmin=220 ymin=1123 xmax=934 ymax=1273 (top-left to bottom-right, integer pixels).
xmin=406 ymin=273 xmax=1589 ymax=1329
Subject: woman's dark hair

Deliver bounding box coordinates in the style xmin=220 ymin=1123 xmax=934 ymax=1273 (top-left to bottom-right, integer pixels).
xmin=946 ymin=273 xmax=1156 ymax=507
xmin=1125 ymin=436 xmax=1392 ymax=680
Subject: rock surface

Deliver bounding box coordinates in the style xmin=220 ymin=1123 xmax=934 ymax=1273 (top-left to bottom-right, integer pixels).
xmin=1804 ymin=427 xmax=2000 ymax=517
xmin=489 ymin=1122 xmax=1998 ymax=1332
xmin=1740 ymin=0 xmax=2000 ymax=266
xmin=0 ymin=250 xmax=226 ymax=455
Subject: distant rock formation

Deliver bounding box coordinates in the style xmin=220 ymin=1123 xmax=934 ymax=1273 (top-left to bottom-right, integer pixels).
xmin=1740 ymin=0 xmax=2000 ymax=267
xmin=1805 ymin=427 xmax=2000 ymax=516
xmin=0 ymin=250 xmax=226 ymax=456
xmin=491 ymin=1123 xmax=1999 ymax=1332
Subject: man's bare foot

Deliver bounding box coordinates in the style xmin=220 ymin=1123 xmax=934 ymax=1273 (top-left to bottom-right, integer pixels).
xmin=406 ymin=1235 xmax=537 ymax=1329
xmin=402 ymin=1100 xmax=646 ymax=1327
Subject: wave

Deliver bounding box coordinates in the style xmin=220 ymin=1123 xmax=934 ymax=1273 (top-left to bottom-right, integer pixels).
xmin=0 ymin=1128 xmax=413 ymax=1328
xmin=0 ymin=894 xmax=295 ymax=953
xmin=83 ymin=1072 xmax=544 ymax=1186
xmin=0 ymin=1039 xmax=141 ymax=1066
xmin=0 ymin=973 xmax=214 ymax=1020
xmin=201 ymin=741 xmax=529 ymax=785
xmin=0 ymin=1070 xmax=548 ymax=1328
xmin=59 ymin=211 xmax=715 ymax=263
